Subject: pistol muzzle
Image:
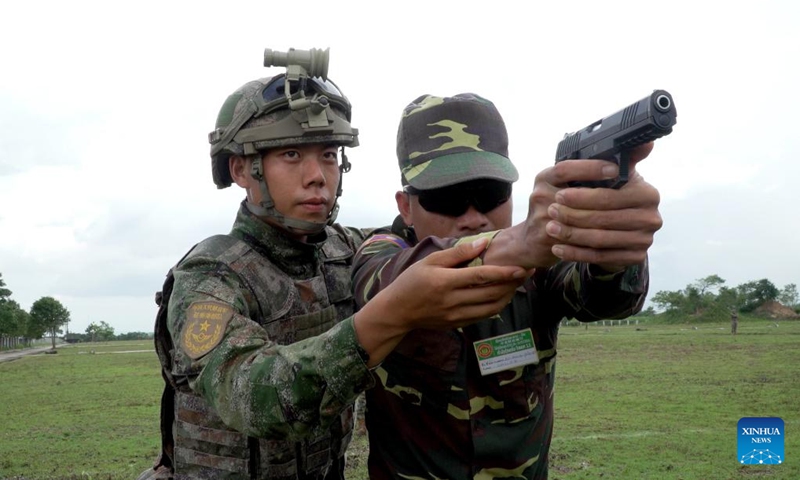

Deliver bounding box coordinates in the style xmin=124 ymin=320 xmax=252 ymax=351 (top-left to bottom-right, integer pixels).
xmin=654 ymin=94 xmax=672 ymax=112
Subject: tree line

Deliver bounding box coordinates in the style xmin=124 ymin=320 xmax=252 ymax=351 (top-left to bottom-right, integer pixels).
xmin=644 ymin=275 xmax=798 ymax=321
xmin=4 ymin=271 xmax=797 ymax=345
xmin=0 ymin=273 xmax=152 ymax=349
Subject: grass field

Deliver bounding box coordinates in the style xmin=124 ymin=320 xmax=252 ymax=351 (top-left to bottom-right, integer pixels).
xmin=1 ymin=319 xmax=797 ymax=479
xmin=551 ymin=319 xmax=798 ymax=479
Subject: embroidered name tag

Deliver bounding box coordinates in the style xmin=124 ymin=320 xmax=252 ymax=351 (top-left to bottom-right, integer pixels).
xmin=473 ymin=328 xmax=539 ymax=376
xmin=182 ymin=301 xmax=233 ymax=359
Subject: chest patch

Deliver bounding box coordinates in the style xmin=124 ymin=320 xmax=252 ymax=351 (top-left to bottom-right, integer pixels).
xmin=181 ymin=301 xmax=234 ymax=360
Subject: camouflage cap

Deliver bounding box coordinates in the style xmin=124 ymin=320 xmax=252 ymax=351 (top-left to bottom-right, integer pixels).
xmin=396 ymin=93 xmax=519 ymax=190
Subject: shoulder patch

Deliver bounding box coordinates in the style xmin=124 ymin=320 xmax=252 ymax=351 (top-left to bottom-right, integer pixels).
xmin=181 ymin=301 xmax=234 ymax=360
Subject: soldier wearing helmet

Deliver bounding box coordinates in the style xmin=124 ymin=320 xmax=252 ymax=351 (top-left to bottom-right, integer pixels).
xmin=352 ymin=93 xmax=664 ymax=479
xmin=138 ymin=50 xmax=527 ymax=479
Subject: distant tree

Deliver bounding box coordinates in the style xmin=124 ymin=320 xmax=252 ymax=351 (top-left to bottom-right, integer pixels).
xmin=651 ymin=289 xmax=687 ymax=314
xmin=717 ymin=286 xmax=741 ymax=311
xmin=29 ymin=297 xmax=71 ymax=349
xmin=778 ymin=283 xmax=799 ymax=308
xmin=652 ymin=275 xmax=729 ymax=317
xmin=684 ymin=285 xmax=704 ymax=315
xmin=0 ymin=299 xmax=29 ymax=337
xmin=737 ymin=279 xmax=779 ymax=312
xmin=86 ymin=321 xmax=115 ymax=342
xmin=0 ymin=273 xmax=12 ymax=302
xmin=0 ymin=275 xmax=32 ymax=347
xmin=693 ymin=275 xmax=726 ymax=295
xmin=0 ymin=300 xmax=16 ymax=336
xmin=86 ymin=322 xmax=99 ymax=343
xmin=115 ymin=331 xmax=154 ymax=341
xmin=25 ymin=312 xmax=47 ymax=340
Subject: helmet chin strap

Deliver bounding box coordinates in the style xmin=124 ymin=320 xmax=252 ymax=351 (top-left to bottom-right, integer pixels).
xmin=246 ymin=150 xmax=350 ymax=235
xmin=328 ymin=146 xmax=351 ymax=225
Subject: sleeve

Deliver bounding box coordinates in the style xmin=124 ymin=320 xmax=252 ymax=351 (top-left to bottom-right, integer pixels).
xmin=167 ymin=255 xmax=374 ymax=441
xmin=533 ymin=258 xmax=649 ymax=322
xmin=351 ymin=229 xmax=499 ymax=309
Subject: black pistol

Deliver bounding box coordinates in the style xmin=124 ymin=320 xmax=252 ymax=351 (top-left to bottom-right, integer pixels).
xmin=554 ymin=90 xmax=677 ymax=189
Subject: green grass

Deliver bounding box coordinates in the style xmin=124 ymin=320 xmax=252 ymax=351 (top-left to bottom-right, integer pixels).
xmin=1 ymin=321 xmax=798 ymax=479
xmin=550 ymin=319 xmax=799 ymax=479
xmin=0 ymin=342 xmax=162 ymax=479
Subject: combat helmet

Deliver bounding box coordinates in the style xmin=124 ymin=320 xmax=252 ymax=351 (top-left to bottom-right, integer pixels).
xmin=208 ymin=47 xmax=359 ymax=233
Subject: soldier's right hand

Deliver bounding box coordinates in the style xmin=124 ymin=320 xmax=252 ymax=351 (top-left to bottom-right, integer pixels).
xmin=353 ymin=238 xmax=527 ymax=367
xmin=388 ymin=237 xmax=527 ymax=330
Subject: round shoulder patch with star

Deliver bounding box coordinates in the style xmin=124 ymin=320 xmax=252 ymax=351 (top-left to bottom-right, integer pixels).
xmin=181 ymin=301 xmax=234 ymax=360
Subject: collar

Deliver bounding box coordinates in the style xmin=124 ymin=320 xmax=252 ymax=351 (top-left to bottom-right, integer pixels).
xmin=231 ymin=200 xmax=326 ymax=278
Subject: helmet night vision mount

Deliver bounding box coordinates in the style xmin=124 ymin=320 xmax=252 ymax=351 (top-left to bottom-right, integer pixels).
xmin=263 ymin=47 xmax=332 ymax=129
xmin=264 ymin=47 xmax=329 ymax=79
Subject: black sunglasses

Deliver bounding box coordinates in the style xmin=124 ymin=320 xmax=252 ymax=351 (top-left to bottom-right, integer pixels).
xmin=404 ymin=180 xmax=512 ymax=217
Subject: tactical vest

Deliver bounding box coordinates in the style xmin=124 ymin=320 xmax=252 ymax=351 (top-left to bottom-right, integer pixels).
xmin=153 ymin=226 xmax=356 ymax=479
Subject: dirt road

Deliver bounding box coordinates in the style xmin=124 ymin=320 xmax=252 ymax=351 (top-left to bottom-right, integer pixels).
xmin=0 ymin=345 xmax=64 ymax=363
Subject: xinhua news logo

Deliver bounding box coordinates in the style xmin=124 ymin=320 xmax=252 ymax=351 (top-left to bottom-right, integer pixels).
xmin=738 ymin=417 xmax=784 ymax=465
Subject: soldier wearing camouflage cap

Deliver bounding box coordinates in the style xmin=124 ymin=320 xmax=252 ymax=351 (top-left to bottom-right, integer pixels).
xmin=138 ymin=52 xmax=526 ymax=480
xmin=352 ymin=93 xmax=664 ymax=478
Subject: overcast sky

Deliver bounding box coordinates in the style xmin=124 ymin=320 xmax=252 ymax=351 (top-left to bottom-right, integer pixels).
xmin=1 ymin=0 xmax=798 ymax=334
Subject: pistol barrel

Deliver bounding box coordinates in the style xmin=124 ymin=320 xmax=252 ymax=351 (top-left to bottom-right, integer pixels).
xmin=555 ymin=89 xmax=677 ymax=188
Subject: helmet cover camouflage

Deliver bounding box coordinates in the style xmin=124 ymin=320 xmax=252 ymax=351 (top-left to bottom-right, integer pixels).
xmin=396 ymin=93 xmax=518 ymax=190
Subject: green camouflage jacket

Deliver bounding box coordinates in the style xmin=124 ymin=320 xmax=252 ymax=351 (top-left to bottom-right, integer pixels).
xmin=351 ymin=219 xmax=647 ymax=480
xmin=159 ymin=202 xmax=374 ymax=479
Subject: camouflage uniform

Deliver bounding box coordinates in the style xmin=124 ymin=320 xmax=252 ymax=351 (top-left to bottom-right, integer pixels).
xmin=350 ymin=93 xmax=649 ymax=479
xmin=352 ymin=222 xmax=647 ymax=479
xmin=140 ymin=55 xmax=371 ymax=479
xmin=153 ymin=202 xmax=373 ymax=479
